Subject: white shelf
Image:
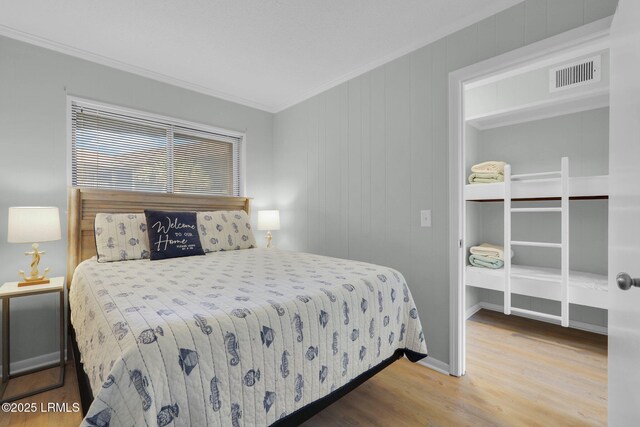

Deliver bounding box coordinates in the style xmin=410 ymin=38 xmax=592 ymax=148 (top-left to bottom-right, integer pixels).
xmin=465 ymin=265 xmax=607 ymax=309
xmin=465 ymin=87 xmax=609 ymax=130
xmin=465 ymin=175 xmax=608 ymax=201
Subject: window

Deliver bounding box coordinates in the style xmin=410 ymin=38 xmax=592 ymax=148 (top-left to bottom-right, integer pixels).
xmin=70 ymin=100 xmax=242 ymax=196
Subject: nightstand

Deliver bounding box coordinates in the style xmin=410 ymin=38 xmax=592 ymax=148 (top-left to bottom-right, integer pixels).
xmin=0 ymin=276 xmax=65 ymax=403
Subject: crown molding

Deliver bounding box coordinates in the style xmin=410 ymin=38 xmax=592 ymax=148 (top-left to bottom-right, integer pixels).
xmin=0 ymin=24 xmax=277 ymax=113
xmin=0 ymin=0 xmax=522 ymax=115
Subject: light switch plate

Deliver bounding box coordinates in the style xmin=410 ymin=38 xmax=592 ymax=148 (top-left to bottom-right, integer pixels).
xmin=420 ymin=210 xmax=432 ymax=227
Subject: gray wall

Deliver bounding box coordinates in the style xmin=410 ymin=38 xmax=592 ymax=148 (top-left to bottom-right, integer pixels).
xmin=273 ymin=0 xmax=618 ymax=363
xmin=0 ymin=35 xmax=274 ymax=365
xmin=475 ymin=200 xmax=608 ymax=273
xmin=476 ymin=107 xmax=609 ymax=177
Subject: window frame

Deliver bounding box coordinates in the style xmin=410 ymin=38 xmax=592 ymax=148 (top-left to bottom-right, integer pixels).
xmin=66 ymin=95 xmax=246 ymax=197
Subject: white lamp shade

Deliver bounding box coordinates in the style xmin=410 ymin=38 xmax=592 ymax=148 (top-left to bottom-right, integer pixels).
xmin=8 ymin=207 xmax=62 ymax=243
xmin=257 ymin=210 xmax=280 ymax=231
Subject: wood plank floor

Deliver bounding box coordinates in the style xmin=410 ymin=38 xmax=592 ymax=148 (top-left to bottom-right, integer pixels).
xmin=0 ymin=360 xmax=82 ymax=427
xmin=304 ymin=310 xmax=607 ymax=427
xmin=1 ymin=309 xmax=606 ymax=426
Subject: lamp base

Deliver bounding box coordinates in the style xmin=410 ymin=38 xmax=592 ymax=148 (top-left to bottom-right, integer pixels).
xmin=18 ymin=278 xmax=51 ymax=287
xmin=18 ymin=242 xmax=51 ymax=286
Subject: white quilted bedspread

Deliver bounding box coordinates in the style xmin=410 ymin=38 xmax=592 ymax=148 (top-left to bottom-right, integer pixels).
xmin=70 ymin=248 xmax=427 ymax=427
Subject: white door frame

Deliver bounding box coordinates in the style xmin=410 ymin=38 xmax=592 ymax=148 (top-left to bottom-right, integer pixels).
xmin=447 ymin=17 xmax=612 ymax=377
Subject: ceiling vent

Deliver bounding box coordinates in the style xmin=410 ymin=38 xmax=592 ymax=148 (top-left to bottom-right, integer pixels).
xmin=549 ymin=55 xmax=601 ymax=93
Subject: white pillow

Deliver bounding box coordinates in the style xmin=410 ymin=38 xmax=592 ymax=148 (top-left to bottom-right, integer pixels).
xmin=196 ymin=211 xmax=256 ymax=253
xmin=94 ymin=213 xmax=150 ymax=262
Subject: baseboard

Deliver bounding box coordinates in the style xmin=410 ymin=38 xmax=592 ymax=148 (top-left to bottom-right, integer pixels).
xmin=468 ymin=302 xmax=608 ymax=335
xmin=0 ymin=350 xmax=68 ymax=375
xmin=416 ymin=356 xmax=450 ymax=375
xmin=466 ymin=302 xmax=484 ymax=319
xmin=569 ymin=319 xmax=608 ymax=335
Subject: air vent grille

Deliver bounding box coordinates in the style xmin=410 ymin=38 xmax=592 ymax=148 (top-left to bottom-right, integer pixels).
xmin=549 ymin=55 xmax=601 ymax=92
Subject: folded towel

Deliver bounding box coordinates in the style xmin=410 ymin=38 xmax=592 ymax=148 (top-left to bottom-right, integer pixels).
xmin=469 ymin=254 xmax=504 ymax=269
xmin=470 ymin=243 xmax=506 ymax=260
xmin=468 ymin=172 xmax=504 ymax=184
xmin=471 ymin=161 xmax=506 ymax=174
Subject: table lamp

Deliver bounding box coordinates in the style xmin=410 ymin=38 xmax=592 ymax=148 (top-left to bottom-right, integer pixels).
xmin=257 ymin=210 xmax=280 ymax=248
xmin=8 ymin=207 xmax=61 ymax=286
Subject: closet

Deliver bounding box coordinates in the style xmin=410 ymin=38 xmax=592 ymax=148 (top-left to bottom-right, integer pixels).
xmin=461 ymin=42 xmax=609 ymax=331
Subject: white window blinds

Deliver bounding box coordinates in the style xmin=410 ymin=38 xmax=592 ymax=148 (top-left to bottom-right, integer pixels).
xmin=71 ymin=101 xmax=242 ymax=196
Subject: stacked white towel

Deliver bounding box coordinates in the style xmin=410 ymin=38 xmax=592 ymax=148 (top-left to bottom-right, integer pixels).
xmin=470 ymin=243 xmax=505 ymax=259
xmin=471 ymin=161 xmax=507 ymax=174
xmin=469 ymin=243 xmax=507 ymax=269
xmin=468 ymin=161 xmax=507 ymax=184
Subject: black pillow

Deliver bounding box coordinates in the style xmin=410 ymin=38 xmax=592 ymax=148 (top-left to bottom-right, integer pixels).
xmin=145 ymin=210 xmax=205 ymax=261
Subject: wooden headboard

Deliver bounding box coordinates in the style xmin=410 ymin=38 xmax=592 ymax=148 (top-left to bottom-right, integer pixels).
xmin=66 ymin=187 xmax=252 ymax=288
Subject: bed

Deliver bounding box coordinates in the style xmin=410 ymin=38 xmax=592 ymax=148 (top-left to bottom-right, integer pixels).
xmin=66 ymin=188 xmax=428 ymax=427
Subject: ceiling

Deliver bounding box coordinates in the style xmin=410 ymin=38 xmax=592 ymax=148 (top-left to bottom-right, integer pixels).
xmin=0 ymin=0 xmax=522 ymax=112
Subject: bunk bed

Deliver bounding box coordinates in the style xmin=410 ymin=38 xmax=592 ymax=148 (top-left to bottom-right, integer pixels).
xmin=464 ymin=157 xmax=609 ymax=326
xmin=460 ymin=46 xmax=610 ymax=328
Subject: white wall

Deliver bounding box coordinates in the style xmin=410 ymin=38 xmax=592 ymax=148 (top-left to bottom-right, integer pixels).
xmin=0 ymin=35 xmax=274 ymax=364
xmin=465 ymin=49 xmax=610 ymax=119
xmin=273 ymin=0 xmax=619 ymax=363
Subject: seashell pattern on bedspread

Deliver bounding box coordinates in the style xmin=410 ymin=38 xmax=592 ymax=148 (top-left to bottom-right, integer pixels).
xmin=70 ymin=248 xmax=427 ymax=426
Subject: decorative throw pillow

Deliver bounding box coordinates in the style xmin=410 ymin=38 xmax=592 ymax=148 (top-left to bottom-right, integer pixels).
xmin=196 ymin=210 xmax=257 ymax=253
xmin=145 ymin=210 xmax=205 ymax=260
xmin=94 ymin=213 xmax=150 ymax=262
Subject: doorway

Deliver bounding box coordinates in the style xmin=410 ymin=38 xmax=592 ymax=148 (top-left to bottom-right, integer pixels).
xmin=448 ymin=17 xmax=611 ymax=378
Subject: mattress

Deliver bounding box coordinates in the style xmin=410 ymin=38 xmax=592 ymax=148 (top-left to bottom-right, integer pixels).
xmin=70 ymin=248 xmax=427 ymax=427
xmin=512 ymin=265 xmax=607 ymax=291
xmin=466 ymin=264 xmax=608 ymax=291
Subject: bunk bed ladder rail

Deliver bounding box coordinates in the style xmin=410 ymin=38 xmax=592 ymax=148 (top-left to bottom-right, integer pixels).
xmin=560 ymin=157 xmax=569 ymax=327
xmin=503 ymin=157 xmax=570 ymax=327
xmin=504 ymin=164 xmax=512 ymax=316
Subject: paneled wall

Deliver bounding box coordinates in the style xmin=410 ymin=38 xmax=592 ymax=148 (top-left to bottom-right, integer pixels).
xmin=274 ymin=0 xmax=619 ymax=363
